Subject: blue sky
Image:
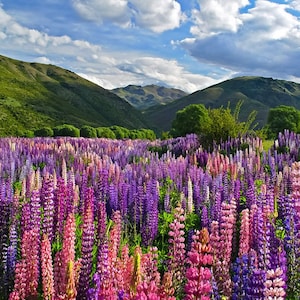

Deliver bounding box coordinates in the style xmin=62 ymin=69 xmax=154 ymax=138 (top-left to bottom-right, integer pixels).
xmin=0 ymin=0 xmax=300 ymax=93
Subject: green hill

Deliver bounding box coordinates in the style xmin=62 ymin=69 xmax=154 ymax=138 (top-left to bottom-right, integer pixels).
xmin=112 ymin=84 xmax=187 ymax=110
xmin=0 ymin=54 xmax=148 ymax=136
xmin=144 ymin=76 xmax=300 ymax=132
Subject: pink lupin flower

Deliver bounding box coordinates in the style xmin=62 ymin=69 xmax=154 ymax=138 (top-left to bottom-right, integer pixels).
xmin=264 ymin=267 xmax=286 ymax=299
xmin=54 ymin=213 xmax=81 ymax=299
xmin=41 ymin=234 xmax=55 ymax=300
xmin=167 ymin=205 xmax=186 ymax=294
xmin=184 ymin=228 xmax=213 ymax=300
xmin=239 ymin=208 xmax=250 ymax=257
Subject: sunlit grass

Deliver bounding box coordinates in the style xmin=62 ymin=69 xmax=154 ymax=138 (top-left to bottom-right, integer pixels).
xmin=262 ymin=139 xmax=274 ymax=151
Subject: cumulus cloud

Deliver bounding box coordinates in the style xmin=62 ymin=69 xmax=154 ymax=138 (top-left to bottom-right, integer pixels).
xmin=35 ymin=56 xmax=52 ymax=64
xmin=0 ymin=5 xmax=214 ymax=92
xmin=72 ymin=0 xmax=131 ymax=27
xmin=130 ymin=0 xmax=183 ymax=32
xmin=71 ymin=0 xmax=184 ymax=32
xmin=190 ymin=0 xmax=250 ymax=37
xmin=182 ymin=0 xmax=300 ymax=80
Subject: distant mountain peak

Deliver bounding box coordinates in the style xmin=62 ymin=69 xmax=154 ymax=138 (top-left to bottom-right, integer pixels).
xmin=112 ymin=84 xmax=187 ymax=110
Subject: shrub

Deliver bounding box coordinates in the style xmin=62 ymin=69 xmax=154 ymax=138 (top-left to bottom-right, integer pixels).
xmin=96 ymin=127 xmax=116 ymax=139
xmin=34 ymin=127 xmax=54 ymax=137
xmin=80 ymin=125 xmax=97 ymax=138
xmin=53 ymin=124 xmax=80 ymax=137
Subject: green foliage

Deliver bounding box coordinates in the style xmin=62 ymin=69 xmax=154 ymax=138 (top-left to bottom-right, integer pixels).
xmin=34 ymin=126 xmax=54 ymax=137
xmin=53 ymin=124 xmax=80 ymax=137
xmin=110 ymin=125 xmax=130 ymax=139
xmin=171 ymin=100 xmax=257 ymax=149
xmin=19 ymin=130 xmax=35 ymax=138
xmin=80 ymin=125 xmax=97 ymax=138
xmin=171 ymin=104 xmax=211 ymax=137
xmin=204 ymin=101 xmax=257 ymax=146
xmin=184 ymin=212 xmax=200 ymax=232
xmin=266 ymin=105 xmax=300 ymax=138
xmin=96 ymin=127 xmax=116 ymax=139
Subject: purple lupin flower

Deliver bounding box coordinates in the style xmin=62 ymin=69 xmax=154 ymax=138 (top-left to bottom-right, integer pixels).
xmin=248 ymin=269 xmax=266 ymax=299
xmin=78 ymin=187 xmax=95 ymax=299
xmin=30 ymin=189 xmax=41 ymax=230
xmin=54 ymin=177 xmax=67 ymax=238
xmin=41 ymin=175 xmax=55 ymax=243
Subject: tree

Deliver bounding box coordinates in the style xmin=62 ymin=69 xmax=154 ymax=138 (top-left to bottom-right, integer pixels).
xmin=80 ymin=125 xmax=97 ymax=138
xmin=110 ymin=126 xmax=130 ymax=139
xmin=206 ymin=107 xmax=238 ymax=144
xmin=266 ymin=105 xmax=300 ymax=138
xmin=34 ymin=127 xmax=54 ymax=137
xmin=205 ymin=102 xmax=257 ymax=144
xmin=53 ymin=124 xmax=80 ymax=137
xmin=170 ymin=104 xmax=211 ymax=137
xmin=96 ymin=127 xmax=116 ymax=139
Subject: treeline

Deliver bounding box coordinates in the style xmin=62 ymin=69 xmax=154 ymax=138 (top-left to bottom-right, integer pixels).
xmin=170 ymin=102 xmax=300 ymax=144
xmin=170 ymin=100 xmax=257 ymax=147
xmin=32 ymin=124 xmax=156 ymax=140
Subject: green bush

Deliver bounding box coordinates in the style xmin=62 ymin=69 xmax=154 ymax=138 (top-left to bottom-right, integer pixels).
xmin=20 ymin=130 xmax=35 ymax=138
xmin=34 ymin=127 xmax=54 ymax=137
xmin=80 ymin=125 xmax=97 ymax=138
xmin=53 ymin=124 xmax=80 ymax=137
xmin=110 ymin=125 xmax=130 ymax=139
xmin=96 ymin=127 xmax=116 ymax=139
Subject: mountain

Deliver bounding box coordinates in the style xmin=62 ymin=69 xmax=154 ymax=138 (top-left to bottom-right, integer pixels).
xmin=144 ymin=76 xmax=300 ymax=132
xmin=0 ymin=54 xmax=148 ymax=136
xmin=112 ymin=84 xmax=187 ymax=110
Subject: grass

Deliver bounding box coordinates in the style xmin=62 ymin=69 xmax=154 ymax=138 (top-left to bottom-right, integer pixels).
xmin=262 ymin=139 xmax=274 ymax=151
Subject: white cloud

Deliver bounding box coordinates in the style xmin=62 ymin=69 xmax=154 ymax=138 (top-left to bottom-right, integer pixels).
xmin=182 ymin=0 xmax=300 ymax=80
xmin=290 ymin=0 xmax=300 ymax=10
xmin=35 ymin=56 xmax=52 ymax=64
xmin=190 ymin=0 xmax=250 ymax=37
xmin=0 ymin=5 xmax=212 ymax=92
xmin=130 ymin=0 xmax=183 ymax=32
xmin=72 ymin=0 xmax=131 ymax=27
xmin=71 ymin=0 xmax=184 ymax=32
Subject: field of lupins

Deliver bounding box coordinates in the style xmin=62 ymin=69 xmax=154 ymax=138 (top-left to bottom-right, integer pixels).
xmin=0 ymin=130 xmax=299 ymax=299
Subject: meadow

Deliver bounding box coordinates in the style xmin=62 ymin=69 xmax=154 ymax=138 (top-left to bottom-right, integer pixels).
xmin=0 ymin=131 xmax=299 ymax=299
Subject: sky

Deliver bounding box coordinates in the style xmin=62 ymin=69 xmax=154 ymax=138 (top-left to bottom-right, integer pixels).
xmin=0 ymin=0 xmax=300 ymax=93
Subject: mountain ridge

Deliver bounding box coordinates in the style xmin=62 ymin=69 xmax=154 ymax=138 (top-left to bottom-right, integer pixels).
xmin=111 ymin=84 xmax=187 ymax=110
xmin=144 ymin=76 xmax=300 ymax=132
xmin=0 ymin=54 xmax=149 ymax=136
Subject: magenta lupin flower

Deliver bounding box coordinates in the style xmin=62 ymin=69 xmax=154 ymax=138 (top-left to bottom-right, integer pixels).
xmin=184 ymin=228 xmax=213 ymax=300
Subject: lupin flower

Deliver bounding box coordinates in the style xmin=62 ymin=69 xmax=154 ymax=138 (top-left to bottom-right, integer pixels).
xmin=9 ymin=228 xmax=40 ymax=299
xmin=264 ymin=267 xmax=286 ymax=299
xmin=54 ymin=213 xmax=81 ymax=299
xmin=167 ymin=205 xmax=186 ymax=294
xmin=41 ymin=234 xmax=55 ymax=300
xmin=41 ymin=176 xmax=55 ymax=243
xmin=78 ymin=187 xmax=95 ymax=300
xmin=212 ymin=201 xmax=235 ymax=297
xmin=239 ymin=208 xmax=250 ymax=257
xmin=184 ymin=228 xmax=213 ymax=300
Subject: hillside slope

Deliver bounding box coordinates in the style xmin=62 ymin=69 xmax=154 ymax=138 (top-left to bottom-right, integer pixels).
xmin=112 ymin=84 xmax=187 ymax=110
xmin=0 ymin=54 xmax=148 ymax=136
xmin=144 ymin=76 xmax=300 ymax=132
